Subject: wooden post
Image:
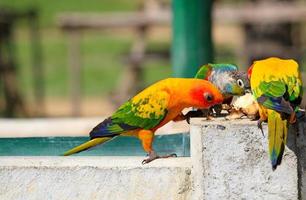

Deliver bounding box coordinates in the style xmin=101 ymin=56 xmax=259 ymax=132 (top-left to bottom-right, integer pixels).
xmin=67 ymin=30 xmax=82 ymax=117
xmin=28 ymin=9 xmax=44 ymax=116
xmin=0 ymin=20 xmax=27 ymax=117
xmin=243 ymin=0 xmax=302 ymax=67
xmin=111 ymin=26 xmax=147 ymax=106
xmin=172 ymin=0 xmax=214 ymax=78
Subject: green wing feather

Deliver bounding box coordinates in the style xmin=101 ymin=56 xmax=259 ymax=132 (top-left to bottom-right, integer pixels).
xmin=194 ymin=63 xmax=238 ymax=79
xmin=111 ymin=90 xmax=170 ymax=130
xmin=255 ymin=75 xmax=302 ymax=102
xmin=194 ymin=64 xmax=212 ymax=79
xmin=285 ymin=76 xmax=303 ymax=101
xmin=255 ymin=77 xmax=302 ymax=114
xmin=62 ymin=90 xmax=170 ymax=156
xmin=210 ymin=63 xmax=238 ymax=70
xmin=258 ymin=80 xmax=286 ymax=98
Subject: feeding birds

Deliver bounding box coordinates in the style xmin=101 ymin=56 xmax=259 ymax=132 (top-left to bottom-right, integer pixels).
xmin=63 ymin=78 xmax=223 ymax=164
xmin=192 ymin=63 xmax=250 ymax=119
xmin=248 ymin=57 xmax=303 ymax=170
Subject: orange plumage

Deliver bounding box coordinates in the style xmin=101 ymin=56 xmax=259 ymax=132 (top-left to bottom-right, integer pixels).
xmin=64 ymin=78 xmax=223 ymax=163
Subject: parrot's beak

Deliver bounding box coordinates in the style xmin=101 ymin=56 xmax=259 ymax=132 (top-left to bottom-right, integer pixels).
xmin=244 ymin=87 xmax=252 ymax=94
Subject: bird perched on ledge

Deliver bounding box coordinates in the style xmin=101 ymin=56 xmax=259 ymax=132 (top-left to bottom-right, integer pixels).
xmin=194 ymin=63 xmax=250 ymax=118
xmin=248 ymin=57 xmax=303 ymax=170
xmin=63 ymin=78 xmax=223 ymax=164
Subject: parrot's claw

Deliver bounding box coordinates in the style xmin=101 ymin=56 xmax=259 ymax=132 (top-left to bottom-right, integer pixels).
xmin=257 ymin=119 xmax=265 ymax=137
xmin=289 ymin=112 xmax=296 ymax=124
xmin=184 ymin=110 xmax=204 ymax=124
xmin=142 ymin=151 xmax=177 ymax=164
xmin=206 ymin=115 xmax=214 ymax=121
xmin=186 ymin=117 xmax=190 ymax=124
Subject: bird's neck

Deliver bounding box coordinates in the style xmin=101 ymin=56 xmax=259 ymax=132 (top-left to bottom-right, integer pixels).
xmin=168 ymin=80 xmax=208 ymax=110
xmin=208 ymin=71 xmax=232 ymax=94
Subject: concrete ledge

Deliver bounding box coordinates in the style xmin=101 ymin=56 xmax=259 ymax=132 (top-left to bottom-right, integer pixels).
xmin=0 ymin=156 xmax=191 ymax=168
xmin=0 ymin=157 xmax=191 ymax=200
xmin=190 ymin=118 xmax=298 ymax=200
xmin=1 ymin=118 xmax=303 ymax=199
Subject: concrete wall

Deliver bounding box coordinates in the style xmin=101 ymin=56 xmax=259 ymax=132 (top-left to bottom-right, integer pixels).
xmin=190 ymin=118 xmax=299 ymax=200
xmin=0 ymin=157 xmax=191 ymax=200
xmin=1 ymin=118 xmax=305 ymax=200
xmin=297 ymin=119 xmax=306 ymax=200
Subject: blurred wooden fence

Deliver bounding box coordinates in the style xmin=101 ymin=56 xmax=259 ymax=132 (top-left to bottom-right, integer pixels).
xmin=57 ymin=2 xmax=306 ymax=116
xmin=0 ymin=8 xmax=43 ymax=117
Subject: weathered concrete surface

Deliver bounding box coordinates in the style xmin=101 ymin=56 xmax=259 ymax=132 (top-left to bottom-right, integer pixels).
xmin=0 ymin=157 xmax=191 ymax=200
xmin=190 ymin=118 xmax=298 ymax=200
xmin=1 ymin=117 xmax=303 ymax=200
xmin=296 ymin=118 xmax=306 ymax=200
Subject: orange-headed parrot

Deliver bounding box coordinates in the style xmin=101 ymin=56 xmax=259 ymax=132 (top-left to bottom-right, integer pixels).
xmin=248 ymin=57 xmax=303 ymax=170
xmin=63 ymin=78 xmax=223 ymax=164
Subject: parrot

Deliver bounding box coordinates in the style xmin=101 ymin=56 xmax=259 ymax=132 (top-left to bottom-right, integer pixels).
xmin=248 ymin=57 xmax=303 ymax=170
xmin=63 ymin=78 xmax=223 ymax=164
xmin=193 ymin=63 xmax=250 ymax=118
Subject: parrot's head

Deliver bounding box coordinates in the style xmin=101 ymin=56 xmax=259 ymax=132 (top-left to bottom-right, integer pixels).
xmin=222 ymin=71 xmax=251 ymax=96
xmin=195 ymin=63 xmax=251 ymax=97
xmin=190 ymin=80 xmax=224 ymax=109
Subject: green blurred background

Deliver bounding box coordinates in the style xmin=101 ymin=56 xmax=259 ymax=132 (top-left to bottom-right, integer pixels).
xmin=0 ymin=0 xmax=236 ymax=95
xmin=0 ymin=0 xmax=304 ymax=117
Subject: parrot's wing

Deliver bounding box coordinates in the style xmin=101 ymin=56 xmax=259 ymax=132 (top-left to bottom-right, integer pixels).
xmin=113 ymin=90 xmax=170 ymax=129
xmin=256 ymin=80 xmax=293 ymax=114
xmin=258 ymin=80 xmax=286 ymax=98
xmin=256 ymin=80 xmax=291 ymax=170
xmin=90 ymin=90 xmax=170 ymax=138
xmin=211 ymin=63 xmax=238 ymax=72
xmin=89 ymin=117 xmax=139 ymax=138
xmin=194 ymin=64 xmax=213 ymax=79
xmin=257 ymin=95 xmax=293 ymax=115
xmin=194 ymin=63 xmax=237 ymax=80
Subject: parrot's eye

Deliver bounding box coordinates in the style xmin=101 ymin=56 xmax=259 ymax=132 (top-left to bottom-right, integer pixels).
xmin=237 ymin=79 xmax=244 ymax=88
xmin=204 ymin=92 xmax=214 ymax=102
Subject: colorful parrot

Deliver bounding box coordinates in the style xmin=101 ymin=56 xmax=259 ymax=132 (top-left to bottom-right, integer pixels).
xmin=248 ymin=57 xmax=303 ymax=170
xmin=63 ymin=78 xmax=223 ymax=164
xmin=193 ymin=63 xmax=250 ymax=117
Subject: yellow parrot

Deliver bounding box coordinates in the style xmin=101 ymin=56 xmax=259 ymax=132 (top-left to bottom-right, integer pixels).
xmin=248 ymin=57 xmax=303 ymax=170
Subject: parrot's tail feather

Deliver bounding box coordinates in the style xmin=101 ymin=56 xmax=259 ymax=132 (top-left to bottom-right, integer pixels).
xmin=62 ymin=137 xmax=114 ymax=156
xmin=268 ymin=110 xmax=287 ymax=170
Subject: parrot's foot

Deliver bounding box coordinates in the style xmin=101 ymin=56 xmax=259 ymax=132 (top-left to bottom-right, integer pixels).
xmin=184 ymin=110 xmax=204 ymax=124
xmin=142 ymin=151 xmax=177 ymax=164
xmin=200 ymin=109 xmax=216 ymax=120
xmin=257 ymin=119 xmax=265 ymax=137
xmin=212 ymin=104 xmax=223 ymax=117
xmin=206 ymin=115 xmax=214 ymax=120
xmin=289 ymin=112 xmax=296 ymax=124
